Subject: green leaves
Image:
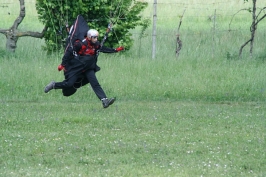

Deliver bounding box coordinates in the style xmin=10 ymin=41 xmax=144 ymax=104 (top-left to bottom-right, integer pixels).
xmin=35 ymin=0 xmax=150 ymax=52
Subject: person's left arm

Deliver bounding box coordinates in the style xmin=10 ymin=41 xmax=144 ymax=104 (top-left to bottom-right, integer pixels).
xmin=99 ymin=46 xmax=124 ymax=53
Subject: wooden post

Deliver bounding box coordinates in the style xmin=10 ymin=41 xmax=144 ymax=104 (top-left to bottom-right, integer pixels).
xmin=212 ymin=9 xmax=216 ymax=58
xmin=152 ymin=0 xmax=157 ymax=59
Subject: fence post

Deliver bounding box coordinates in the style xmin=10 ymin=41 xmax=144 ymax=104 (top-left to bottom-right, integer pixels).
xmin=152 ymin=0 xmax=157 ymax=59
xmin=212 ymin=9 xmax=216 ymax=58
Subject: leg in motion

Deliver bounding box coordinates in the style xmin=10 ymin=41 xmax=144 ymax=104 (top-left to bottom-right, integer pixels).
xmin=44 ymin=74 xmax=79 ymax=93
xmin=85 ymin=70 xmax=115 ymax=108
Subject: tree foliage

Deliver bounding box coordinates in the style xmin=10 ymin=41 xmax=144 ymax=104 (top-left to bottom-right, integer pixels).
xmin=35 ymin=0 xmax=149 ymax=52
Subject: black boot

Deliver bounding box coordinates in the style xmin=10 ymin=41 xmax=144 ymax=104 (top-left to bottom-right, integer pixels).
xmin=101 ymin=97 xmax=116 ymax=108
xmin=44 ymin=81 xmax=55 ymax=93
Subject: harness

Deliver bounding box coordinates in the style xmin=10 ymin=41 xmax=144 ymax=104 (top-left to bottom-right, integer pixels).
xmin=78 ymin=39 xmax=99 ymax=56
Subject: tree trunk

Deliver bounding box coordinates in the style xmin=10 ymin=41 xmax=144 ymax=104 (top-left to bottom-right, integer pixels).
xmin=238 ymin=0 xmax=266 ymax=57
xmin=249 ymin=0 xmax=257 ymax=57
xmin=0 ymin=0 xmax=47 ymax=52
xmin=176 ymin=9 xmax=186 ymax=58
xmin=6 ymin=31 xmax=18 ymax=52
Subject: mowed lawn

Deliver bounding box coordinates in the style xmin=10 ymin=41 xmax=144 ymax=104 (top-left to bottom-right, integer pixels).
xmin=0 ymin=100 xmax=265 ymax=176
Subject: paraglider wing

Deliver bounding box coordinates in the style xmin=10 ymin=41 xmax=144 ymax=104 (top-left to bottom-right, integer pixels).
xmin=69 ymin=15 xmax=89 ymax=47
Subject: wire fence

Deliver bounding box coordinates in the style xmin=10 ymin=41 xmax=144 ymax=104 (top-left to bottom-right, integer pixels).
xmin=0 ymin=0 xmax=266 ymax=58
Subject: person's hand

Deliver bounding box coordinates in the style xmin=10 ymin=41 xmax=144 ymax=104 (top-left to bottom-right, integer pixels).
xmin=115 ymin=46 xmax=124 ymax=52
xmin=58 ymin=64 xmax=65 ymax=71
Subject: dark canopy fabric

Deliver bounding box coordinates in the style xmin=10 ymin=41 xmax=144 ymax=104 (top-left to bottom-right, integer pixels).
xmin=68 ymin=15 xmax=89 ymax=47
xmin=61 ymin=15 xmax=91 ymax=97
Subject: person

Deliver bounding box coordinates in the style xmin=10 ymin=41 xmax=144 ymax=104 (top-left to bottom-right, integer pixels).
xmin=44 ymin=29 xmax=124 ymax=108
xmin=57 ymin=35 xmax=95 ymax=97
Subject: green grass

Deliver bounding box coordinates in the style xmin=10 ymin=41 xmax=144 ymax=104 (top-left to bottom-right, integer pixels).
xmin=0 ymin=0 xmax=266 ymax=176
xmin=1 ymin=50 xmax=265 ymax=102
xmin=1 ymin=100 xmax=265 ymax=176
xmin=0 ymin=49 xmax=266 ymax=176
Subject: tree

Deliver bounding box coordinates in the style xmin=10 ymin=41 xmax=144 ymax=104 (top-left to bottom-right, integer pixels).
xmin=237 ymin=0 xmax=266 ymax=57
xmin=35 ymin=0 xmax=150 ymax=52
xmin=0 ymin=0 xmax=47 ymax=52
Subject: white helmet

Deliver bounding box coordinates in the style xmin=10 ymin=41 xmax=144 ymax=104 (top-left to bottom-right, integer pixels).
xmin=87 ymin=29 xmax=99 ymax=38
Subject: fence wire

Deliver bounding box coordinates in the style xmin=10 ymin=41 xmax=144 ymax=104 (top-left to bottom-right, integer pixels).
xmin=0 ymin=0 xmax=265 ymax=58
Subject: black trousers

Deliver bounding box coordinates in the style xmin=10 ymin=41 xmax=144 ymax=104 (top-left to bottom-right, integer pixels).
xmin=54 ymin=70 xmax=107 ymax=100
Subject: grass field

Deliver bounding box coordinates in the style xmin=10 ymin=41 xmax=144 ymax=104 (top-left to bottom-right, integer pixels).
xmin=1 ymin=100 xmax=265 ymax=176
xmin=0 ymin=0 xmax=266 ymax=176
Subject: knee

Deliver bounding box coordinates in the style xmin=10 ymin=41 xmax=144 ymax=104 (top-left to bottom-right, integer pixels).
xmin=62 ymin=88 xmax=77 ymax=96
